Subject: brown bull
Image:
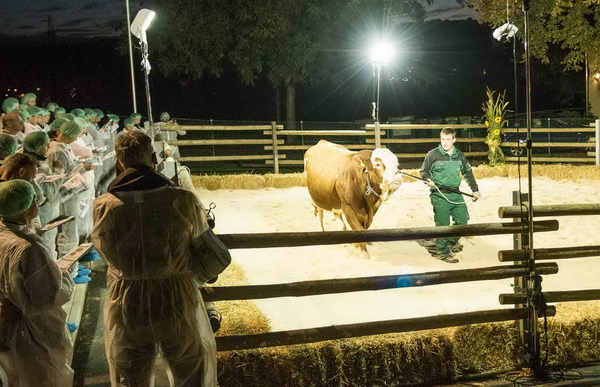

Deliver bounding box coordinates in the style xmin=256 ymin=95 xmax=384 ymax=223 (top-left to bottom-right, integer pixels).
xmin=304 ymin=140 xmax=402 ymax=259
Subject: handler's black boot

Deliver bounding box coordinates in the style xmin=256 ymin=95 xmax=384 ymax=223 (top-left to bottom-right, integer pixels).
xmin=450 ymin=242 xmax=464 ymax=254
xmin=433 ymin=252 xmax=459 ymax=264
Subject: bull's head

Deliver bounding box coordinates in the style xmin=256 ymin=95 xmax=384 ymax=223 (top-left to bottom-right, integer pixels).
xmin=370 ymin=148 xmax=402 ymax=201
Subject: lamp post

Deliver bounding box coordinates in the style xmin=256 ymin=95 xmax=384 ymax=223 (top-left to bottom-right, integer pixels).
xmin=131 ymin=9 xmax=156 ymax=137
xmin=370 ymin=41 xmax=393 ymax=123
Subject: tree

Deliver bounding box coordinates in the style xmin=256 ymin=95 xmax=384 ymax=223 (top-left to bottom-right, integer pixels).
xmin=462 ymin=0 xmax=600 ymax=116
xmin=143 ymin=0 xmax=434 ymax=123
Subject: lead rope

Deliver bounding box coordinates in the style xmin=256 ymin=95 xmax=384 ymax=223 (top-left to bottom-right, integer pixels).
xmin=364 ymin=170 xmax=380 ymax=198
xmin=433 ymin=184 xmax=481 ymax=222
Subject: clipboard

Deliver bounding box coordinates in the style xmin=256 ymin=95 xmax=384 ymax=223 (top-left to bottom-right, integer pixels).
xmin=56 ymin=242 xmax=93 ymax=273
xmin=36 ymin=215 xmax=75 ymax=235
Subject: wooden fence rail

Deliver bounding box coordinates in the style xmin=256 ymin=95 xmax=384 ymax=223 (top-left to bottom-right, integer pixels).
xmin=499 ymin=245 xmax=600 ymax=262
xmin=216 ymin=306 xmax=556 ymax=352
xmin=203 ymin=263 xmax=558 ymax=302
xmin=498 ymin=203 xmax=600 ymax=218
xmin=217 ymin=220 xmax=559 ymax=249
xmin=500 ymin=290 xmax=600 ymax=305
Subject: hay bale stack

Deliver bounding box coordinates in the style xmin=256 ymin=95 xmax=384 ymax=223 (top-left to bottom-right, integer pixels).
xmin=218 ymin=332 xmax=455 ymax=387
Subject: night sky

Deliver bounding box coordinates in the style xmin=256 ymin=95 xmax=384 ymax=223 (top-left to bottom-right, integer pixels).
xmin=2 ymin=0 xmax=477 ymax=38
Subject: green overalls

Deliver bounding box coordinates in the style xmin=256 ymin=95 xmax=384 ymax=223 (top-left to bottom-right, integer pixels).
xmin=420 ymin=145 xmax=479 ymax=255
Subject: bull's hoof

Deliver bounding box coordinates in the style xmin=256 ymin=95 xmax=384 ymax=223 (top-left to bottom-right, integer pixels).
xmin=360 ymin=251 xmax=371 ymax=260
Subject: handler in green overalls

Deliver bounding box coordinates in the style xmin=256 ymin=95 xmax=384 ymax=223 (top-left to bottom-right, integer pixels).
xmin=420 ymin=127 xmax=481 ymax=263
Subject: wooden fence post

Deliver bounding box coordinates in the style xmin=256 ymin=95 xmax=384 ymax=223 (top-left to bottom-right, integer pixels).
xmin=512 ymin=191 xmax=528 ymax=362
xmin=595 ymin=119 xmax=599 ymax=166
xmin=374 ymin=121 xmax=381 ymax=149
xmin=271 ymin=121 xmax=279 ymax=174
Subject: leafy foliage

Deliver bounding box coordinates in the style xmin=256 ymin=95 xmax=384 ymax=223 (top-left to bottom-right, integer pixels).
xmin=482 ymin=88 xmax=509 ymax=166
xmin=463 ymin=0 xmax=600 ymax=70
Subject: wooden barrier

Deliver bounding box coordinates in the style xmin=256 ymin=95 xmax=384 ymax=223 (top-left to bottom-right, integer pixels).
xmin=203 ymin=263 xmax=558 ymax=302
xmin=500 ymin=290 xmax=600 ymax=305
xmin=162 ymin=124 xmax=283 ymax=131
xmin=499 ymin=245 xmax=600 ymax=262
xmin=217 ymin=220 xmax=558 ymax=249
xmin=216 ymin=306 xmax=556 ymax=351
xmin=498 ymin=203 xmax=600 ymax=218
xmin=178 ymin=155 xmax=286 ymax=162
xmin=504 ymin=157 xmax=595 ymax=163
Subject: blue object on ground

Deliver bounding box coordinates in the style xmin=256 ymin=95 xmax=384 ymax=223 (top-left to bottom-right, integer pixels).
xmin=78 ymin=264 xmax=86 ymax=270
xmin=67 ymin=323 xmax=79 ymax=333
xmin=78 ymin=268 xmax=91 ymax=276
xmin=73 ymin=275 xmax=92 ymax=284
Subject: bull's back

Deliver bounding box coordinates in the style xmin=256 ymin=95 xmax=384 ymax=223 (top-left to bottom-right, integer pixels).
xmin=304 ymin=141 xmax=352 ymax=211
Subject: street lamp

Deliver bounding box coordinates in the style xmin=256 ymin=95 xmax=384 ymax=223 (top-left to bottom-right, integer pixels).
xmin=131 ymin=9 xmax=156 ymax=136
xmin=370 ymin=41 xmax=393 ymax=123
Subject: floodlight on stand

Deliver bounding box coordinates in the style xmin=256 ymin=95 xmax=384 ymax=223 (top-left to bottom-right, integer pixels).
xmin=370 ymin=41 xmax=394 ymax=123
xmin=131 ymin=9 xmax=155 ymax=44
xmin=371 ymin=41 xmax=393 ymax=65
xmin=593 ymin=70 xmax=600 ymax=82
xmin=131 ymin=8 xmax=156 ymax=137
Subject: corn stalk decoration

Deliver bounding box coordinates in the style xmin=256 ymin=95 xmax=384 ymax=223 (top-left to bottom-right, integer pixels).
xmin=482 ymin=88 xmax=510 ymax=166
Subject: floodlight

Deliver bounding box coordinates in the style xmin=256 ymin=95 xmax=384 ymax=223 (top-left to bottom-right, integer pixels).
xmin=131 ymin=9 xmax=156 ymax=43
xmin=371 ymin=41 xmax=394 ymax=65
xmin=492 ymin=22 xmax=518 ymax=41
xmin=593 ymin=71 xmax=600 ymax=82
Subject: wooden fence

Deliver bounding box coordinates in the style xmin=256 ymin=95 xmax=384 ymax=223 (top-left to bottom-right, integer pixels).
xmin=203 ymin=217 xmax=563 ymax=357
xmin=162 ymin=120 xmax=600 ymax=171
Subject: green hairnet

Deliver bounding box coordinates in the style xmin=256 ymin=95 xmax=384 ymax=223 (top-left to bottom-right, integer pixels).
xmin=160 ymin=112 xmax=170 ymax=120
xmin=74 ymin=117 xmax=88 ymax=129
xmin=83 ymin=108 xmax=96 ymax=117
xmin=58 ymin=120 xmax=83 ymax=138
xmin=17 ymin=110 xmax=29 ymax=122
xmin=107 ymin=114 xmax=120 ymax=122
xmin=61 ymin=113 xmax=75 ymax=121
xmin=38 ymin=108 xmax=50 ymax=116
xmin=71 ymin=108 xmax=85 ymax=118
xmin=93 ymin=109 xmax=104 ymax=118
xmin=0 ymin=179 xmax=35 ymax=218
xmin=2 ymin=98 xmax=19 ymax=114
xmin=124 ymin=117 xmax=135 ymax=127
xmin=54 ymin=107 xmax=66 ymax=116
xmin=23 ymin=132 xmax=50 ymax=154
xmin=50 ymin=117 xmax=69 ymax=132
xmin=26 ymin=106 xmax=43 ymax=116
xmin=20 ymin=93 xmax=37 ymax=105
xmin=130 ymin=113 xmax=142 ymax=120
xmin=0 ymin=134 xmax=18 ymax=159
xmin=46 ymin=102 xmax=58 ymax=112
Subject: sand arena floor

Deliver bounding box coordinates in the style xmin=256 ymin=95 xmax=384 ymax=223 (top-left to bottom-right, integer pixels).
xmin=196 ymin=177 xmax=600 ymax=331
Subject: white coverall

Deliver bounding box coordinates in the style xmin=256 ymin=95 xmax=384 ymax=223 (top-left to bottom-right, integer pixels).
xmin=0 ymin=220 xmax=74 ymax=386
xmin=46 ymin=141 xmax=86 ymax=257
xmin=70 ymin=138 xmax=96 ymax=242
xmin=36 ymin=161 xmax=62 ymax=260
xmin=93 ymin=185 xmax=217 ymax=386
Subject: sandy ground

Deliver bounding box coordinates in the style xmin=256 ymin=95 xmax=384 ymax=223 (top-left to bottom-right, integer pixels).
xmin=196 ymin=177 xmax=600 ymax=332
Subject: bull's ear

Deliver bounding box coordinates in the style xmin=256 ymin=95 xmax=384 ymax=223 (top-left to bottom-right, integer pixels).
xmin=352 ymin=152 xmax=372 ymax=170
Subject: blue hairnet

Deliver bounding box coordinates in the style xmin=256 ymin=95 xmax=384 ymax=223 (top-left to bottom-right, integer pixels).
xmin=0 ymin=179 xmax=35 ymax=218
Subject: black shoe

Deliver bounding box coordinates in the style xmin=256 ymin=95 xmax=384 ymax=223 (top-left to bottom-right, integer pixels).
xmin=208 ymin=310 xmax=222 ymax=333
xmin=450 ymin=243 xmax=464 ymax=254
xmin=433 ymin=253 xmax=459 ymax=264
